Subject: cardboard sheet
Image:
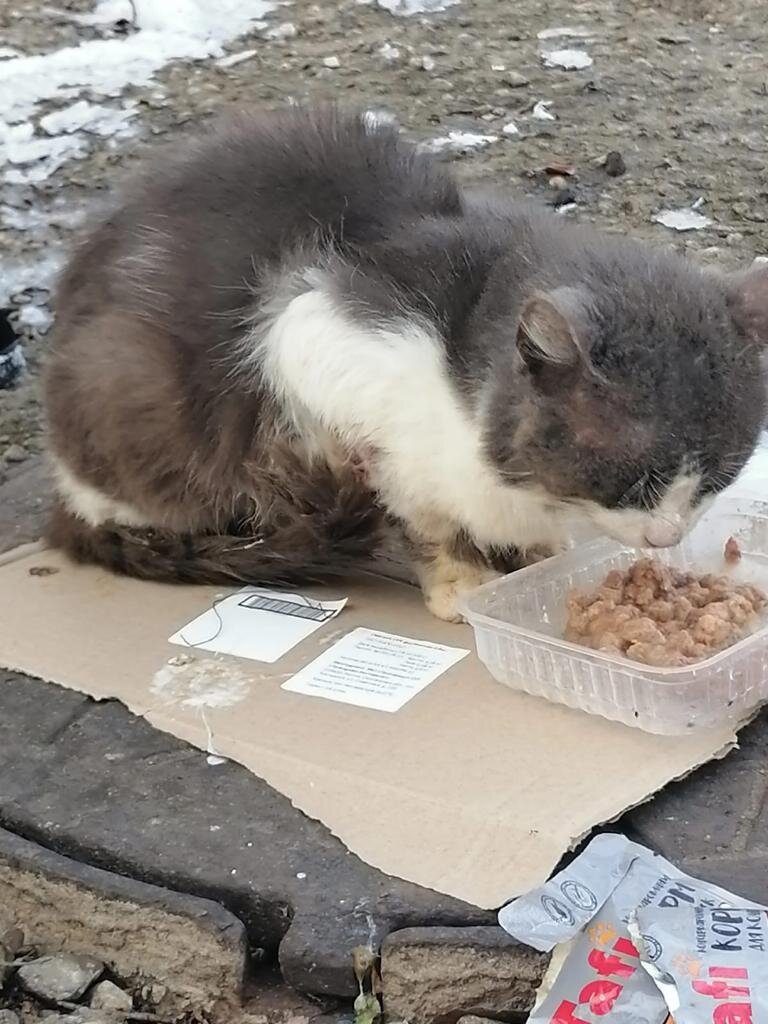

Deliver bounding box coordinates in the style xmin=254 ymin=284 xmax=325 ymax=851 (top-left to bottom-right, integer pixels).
xmin=0 ymin=545 xmax=735 ymax=909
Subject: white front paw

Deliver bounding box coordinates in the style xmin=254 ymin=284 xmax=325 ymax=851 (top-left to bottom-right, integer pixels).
xmin=423 ymin=566 xmax=498 ymax=622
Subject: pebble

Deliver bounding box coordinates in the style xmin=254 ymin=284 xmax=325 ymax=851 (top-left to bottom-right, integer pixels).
xmin=501 ymin=71 xmax=530 ymax=88
xmin=551 ymin=187 xmax=578 ymax=208
xmin=1 ymin=928 xmax=23 ymax=956
xmin=2 ymin=444 xmax=26 ymax=464
xmin=148 ymin=982 xmax=168 ymax=1004
xmin=90 ymin=979 xmax=132 ymax=1013
xmin=0 ymin=929 xmax=21 ymax=987
xmin=266 ymin=21 xmax=298 ymax=41
xmin=18 ymin=953 xmax=104 ymax=1003
xmin=604 ymin=150 xmax=627 ymax=177
xmin=45 ymin=1014 xmax=113 ymax=1024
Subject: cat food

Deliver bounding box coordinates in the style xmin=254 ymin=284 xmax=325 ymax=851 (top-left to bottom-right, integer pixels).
xmin=565 ymin=558 xmax=767 ymax=667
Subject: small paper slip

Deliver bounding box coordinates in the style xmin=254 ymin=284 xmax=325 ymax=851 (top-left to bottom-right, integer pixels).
xmin=281 ymin=627 xmax=469 ymax=712
xmin=169 ymin=588 xmax=347 ymax=664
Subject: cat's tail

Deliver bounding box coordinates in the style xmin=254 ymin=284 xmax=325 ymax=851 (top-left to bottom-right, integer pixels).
xmin=46 ymin=473 xmax=391 ymax=587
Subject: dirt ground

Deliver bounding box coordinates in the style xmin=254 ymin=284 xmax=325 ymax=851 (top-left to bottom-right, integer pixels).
xmin=1 ymin=0 xmax=767 ymax=467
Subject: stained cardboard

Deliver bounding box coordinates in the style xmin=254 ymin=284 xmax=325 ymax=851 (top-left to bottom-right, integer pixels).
xmin=0 ymin=544 xmax=735 ymax=909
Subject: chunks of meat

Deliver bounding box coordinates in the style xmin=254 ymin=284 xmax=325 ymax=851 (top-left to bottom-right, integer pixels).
xmin=565 ymin=558 xmax=766 ymax=667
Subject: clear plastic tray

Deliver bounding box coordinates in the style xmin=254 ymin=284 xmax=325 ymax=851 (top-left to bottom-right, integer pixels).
xmin=461 ymin=497 xmax=768 ymax=734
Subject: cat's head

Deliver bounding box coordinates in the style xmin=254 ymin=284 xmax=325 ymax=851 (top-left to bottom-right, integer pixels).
xmin=485 ymin=258 xmax=768 ymax=549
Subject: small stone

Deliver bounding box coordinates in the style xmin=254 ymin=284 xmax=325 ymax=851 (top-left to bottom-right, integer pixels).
xmin=604 ymin=150 xmax=627 ymax=177
xmin=90 ymin=980 xmax=132 ymax=1013
xmin=322 ymin=56 xmax=340 ymax=69
xmin=148 ymin=982 xmax=168 ymax=1005
xmin=18 ymin=953 xmax=104 ymax=1003
xmin=501 ymin=71 xmax=530 ymax=88
xmin=381 ymin=926 xmax=548 ymax=1024
xmin=46 ymin=1014 xmax=112 ymax=1024
xmin=551 ymin=187 xmax=577 ymax=207
xmin=548 ymin=175 xmax=568 ymax=189
xmin=266 ymin=21 xmax=297 ymax=41
xmin=3 ymin=443 xmax=26 ymax=463
xmin=0 ymin=927 xmax=23 ymax=988
xmin=0 ymin=928 xmax=24 ymax=956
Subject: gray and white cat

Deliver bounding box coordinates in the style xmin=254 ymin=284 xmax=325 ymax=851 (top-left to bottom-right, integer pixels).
xmin=45 ymin=107 xmax=768 ymax=620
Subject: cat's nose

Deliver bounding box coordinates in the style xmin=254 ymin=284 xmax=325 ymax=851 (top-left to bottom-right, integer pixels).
xmin=643 ymin=516 xmax=683 ymax=548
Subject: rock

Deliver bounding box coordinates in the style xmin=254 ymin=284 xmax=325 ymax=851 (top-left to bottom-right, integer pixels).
xmin=0 ymin=927 xmax=24 ymax=956
xmin=0 ymin=1011 xmax=20 ymax=1024
xmin=604 ymin=150 xmax=627 ymax=177
xmin=45 ymin=1014 xmax=113 ymax=1024
xmin=550 ymin=187 xmax=578 ymax=208
xmin=2 ymin=444 xmax=26 ymax=464
xmin=17 ymin=952 xmax=104 ymax=1002
xmin=89 ymin=980 xmax=132 ymax=1013
xmin=0 ymin=927 xmax=22 ymax=987
xmin=501 ymin=71 xmax=530 ymax=88
xmin=381 ymin=926 xmax=548 ymax=1024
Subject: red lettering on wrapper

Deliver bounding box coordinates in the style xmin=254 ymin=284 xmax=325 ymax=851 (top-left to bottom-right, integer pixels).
xmin=586 ymin=950 xmax=636 ymax=979
xmin=692 ymin=965 xmax=753 ymax=1024
xmin=549 ymin=935 xmax=641 ymax=1023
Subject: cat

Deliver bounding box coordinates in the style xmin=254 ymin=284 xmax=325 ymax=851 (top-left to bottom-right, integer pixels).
xmin=44 ymin=106 xmax=768 ymax=621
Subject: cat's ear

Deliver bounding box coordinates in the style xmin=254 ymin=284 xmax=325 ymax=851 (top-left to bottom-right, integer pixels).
xmin=516 ymin=287 xmax=593 ymax=388
xmin=728 ymin=261 xmax=768 ymax=344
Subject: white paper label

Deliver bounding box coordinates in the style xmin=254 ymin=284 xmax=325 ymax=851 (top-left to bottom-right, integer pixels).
xmin=168 ymin=588 xmax=347 ymax=664
xmin=281 ymin=627 xmax=469 ymax=712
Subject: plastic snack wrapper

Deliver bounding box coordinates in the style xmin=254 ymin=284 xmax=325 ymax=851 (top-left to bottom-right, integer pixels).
xmin=633 ymin=904 xmax=768 ymax=1024
xmin=498 ymin=834 xmax=766 ymax=1024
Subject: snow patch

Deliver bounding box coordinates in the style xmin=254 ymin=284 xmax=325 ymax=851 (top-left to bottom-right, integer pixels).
xmin=532 ymin=100 xmax=557 ymax=120
xmin=39 ymin=99 xmax=137 ymax=137
xmin=0 ymin=123 xmax=88 ymax=183
xmin=0 ymin=0 xmax=277 ymax=124
xmin=375 ymin=0 xmax=459 ymax=15
xmin=652 ymin=207 xmax=712 ymax=232
xmin=541 ymin=48 xmax=593 ymax=70
xmin=378 ymin=42 xmax=401 ymax=61
xmin=17 ymin=304 xmax=53 ymax=332
xmin=422 ymin=130 xmax=499 ymax=153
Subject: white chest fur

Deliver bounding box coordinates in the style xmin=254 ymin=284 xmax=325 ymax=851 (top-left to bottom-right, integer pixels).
xmin=253 ymin=283 xmax=564 ymax=552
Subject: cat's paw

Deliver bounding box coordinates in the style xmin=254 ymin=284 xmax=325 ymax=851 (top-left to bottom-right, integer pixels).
xmin=424 ymin=567 xmax=499 ymax=622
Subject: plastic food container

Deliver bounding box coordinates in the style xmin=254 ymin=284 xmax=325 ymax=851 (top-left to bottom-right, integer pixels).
xmin=461 ymin=496 xmax=768 ymax=734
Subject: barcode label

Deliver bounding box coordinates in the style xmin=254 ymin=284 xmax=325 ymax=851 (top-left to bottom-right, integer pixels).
xmin=237 ymin=594 xmax=337 ymax=622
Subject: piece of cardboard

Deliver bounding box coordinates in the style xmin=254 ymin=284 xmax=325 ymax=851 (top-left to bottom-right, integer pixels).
xmin=0 ymin=545 xmax=735 ymax=909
